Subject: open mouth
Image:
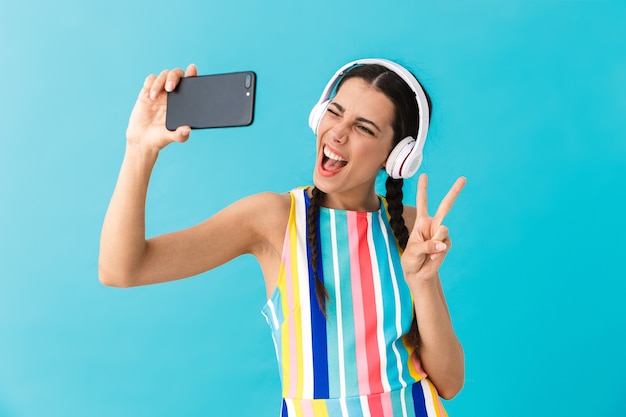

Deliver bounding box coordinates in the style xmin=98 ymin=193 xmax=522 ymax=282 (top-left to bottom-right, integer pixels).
xmin=322 ymin=146 xmax=348 ymax=171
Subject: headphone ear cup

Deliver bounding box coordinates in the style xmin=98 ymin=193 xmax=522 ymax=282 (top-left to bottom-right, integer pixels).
xmin=309 ymin=101 xmax=329 ymax=134
xmin=386 ymin=137 xmax=419 ymax=179
xmin=309 ymin=100 xmax=330 ymax=134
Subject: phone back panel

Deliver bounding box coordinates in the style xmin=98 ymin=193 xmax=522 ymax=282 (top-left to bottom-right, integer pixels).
xmin=166 ymin=71 xmax=256 ymax=130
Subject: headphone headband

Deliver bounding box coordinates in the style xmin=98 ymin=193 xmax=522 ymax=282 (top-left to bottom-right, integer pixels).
xmin=309 ymin=58 xmax=430 ymax=179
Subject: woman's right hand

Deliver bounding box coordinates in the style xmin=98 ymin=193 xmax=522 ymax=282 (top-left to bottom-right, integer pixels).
xmin=126 ymin=64 xmax=198 ymax=152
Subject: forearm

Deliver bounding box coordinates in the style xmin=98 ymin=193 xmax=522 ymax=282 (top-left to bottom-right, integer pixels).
xmin=99 ymin=144 xmax=159 ymax=286
xmin=409 ymin=274 xmax=464 ymax=399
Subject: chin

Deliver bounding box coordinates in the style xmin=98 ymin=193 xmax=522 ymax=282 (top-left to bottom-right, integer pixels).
xmin=312 ymin=175 xmax=328 ymax=193
xmin=313 ymin=171 xmax=343 ymax=196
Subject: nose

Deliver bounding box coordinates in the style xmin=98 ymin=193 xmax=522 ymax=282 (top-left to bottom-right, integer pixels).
xmin=327 ymin=119 xmax=349 ymax=144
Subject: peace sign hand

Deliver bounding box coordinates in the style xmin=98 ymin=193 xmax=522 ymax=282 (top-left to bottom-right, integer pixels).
xmin=401 ymin=174 xmax=466 ymax=285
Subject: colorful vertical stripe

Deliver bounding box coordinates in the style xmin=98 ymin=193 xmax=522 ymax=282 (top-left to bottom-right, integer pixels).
xmin=261 ymin=188 xmax=448 ymax=417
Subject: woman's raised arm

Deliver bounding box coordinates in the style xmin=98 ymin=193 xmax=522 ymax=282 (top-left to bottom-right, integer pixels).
xmin=98 ymin=65 xmax=287 ymax=288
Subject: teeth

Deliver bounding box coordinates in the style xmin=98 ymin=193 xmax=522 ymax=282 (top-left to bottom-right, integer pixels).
xmin=323 ymin=146 xmax=346 ymax=162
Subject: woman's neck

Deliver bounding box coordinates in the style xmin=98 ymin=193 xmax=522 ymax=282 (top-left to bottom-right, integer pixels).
xmin=316 ymin=188 xmax=381 ymax=212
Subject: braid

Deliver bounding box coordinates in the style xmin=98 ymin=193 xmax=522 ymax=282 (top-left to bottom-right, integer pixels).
xmin=385 ymin=176 xmax=421 ymax=349
xmin=307 ymin=180 xmax=420 ymax=346
xmin=307 ymin=186 xmax=329 ymax=315
xmin=385 ymin=177 xmax=409 ymax=249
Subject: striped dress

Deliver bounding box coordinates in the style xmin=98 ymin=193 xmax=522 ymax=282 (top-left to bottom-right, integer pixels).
xmin=262 ymin=188 xmax=448 ymax=417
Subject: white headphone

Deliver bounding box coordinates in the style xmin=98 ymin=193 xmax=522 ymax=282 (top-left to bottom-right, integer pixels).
xmin=309 ymin=58 xmax=430 ymax=179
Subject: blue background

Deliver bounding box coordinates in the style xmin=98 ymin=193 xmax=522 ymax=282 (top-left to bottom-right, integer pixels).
xmin=1 ymin=0 xmax=625 ymax=416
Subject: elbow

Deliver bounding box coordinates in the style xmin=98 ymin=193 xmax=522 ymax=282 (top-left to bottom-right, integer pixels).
xmin=424 ymin=343 xmax=465 ymax=400
xmin=437 ymin=371 xmax=465 ymax=400
xmin=98 ymin=263 xmax=136 ymax=288
xmin=438 ymin=381 xmax=464 ymax=400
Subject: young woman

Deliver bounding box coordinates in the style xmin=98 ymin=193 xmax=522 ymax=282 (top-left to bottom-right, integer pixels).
xmin=99 ymin=59 xmax=466 ymax=416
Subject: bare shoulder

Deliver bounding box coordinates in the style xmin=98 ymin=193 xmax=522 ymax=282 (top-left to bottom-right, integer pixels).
xmin=251 ymin=191 xmax=292 ymax=210
xmin=228 ymin=191 xmax=291 ymax=251
xmin=240 ymin=191 xmax=291 ymax=230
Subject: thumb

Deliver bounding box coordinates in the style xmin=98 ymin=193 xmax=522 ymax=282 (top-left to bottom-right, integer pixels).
xmin=426 ymin=240 xmax=447 ymax=256
xmin=171 ymin=126 xmax=191 ymax=143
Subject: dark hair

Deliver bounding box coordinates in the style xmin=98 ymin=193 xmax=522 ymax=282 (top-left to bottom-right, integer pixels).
xmin=307 ymin=63 xmax=432 ymax=347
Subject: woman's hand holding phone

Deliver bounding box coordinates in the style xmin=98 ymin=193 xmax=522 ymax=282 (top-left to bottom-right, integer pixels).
xmin=126 ymin=64 xmax=198 ymax=153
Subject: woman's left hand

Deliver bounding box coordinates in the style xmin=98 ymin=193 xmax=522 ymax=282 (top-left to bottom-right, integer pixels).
xmin=401 ymin=174 xmax=466 ymax=285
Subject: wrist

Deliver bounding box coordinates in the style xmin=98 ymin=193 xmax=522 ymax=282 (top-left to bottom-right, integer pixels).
xmin=406 ymin=272 xmax=440 ymax=293
xmin=124 ymin=140 xmax=160 ymax=161
xmin=122 ymin=142 xmax=160 ymax=173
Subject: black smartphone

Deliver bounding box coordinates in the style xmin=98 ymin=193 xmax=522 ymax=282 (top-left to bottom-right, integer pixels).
xmin=166 ymin=71 xmax=256 ymax=130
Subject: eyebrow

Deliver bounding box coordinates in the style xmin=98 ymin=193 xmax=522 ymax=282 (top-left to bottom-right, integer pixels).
xmin=329 ymin=102 xmax=382 ymax=133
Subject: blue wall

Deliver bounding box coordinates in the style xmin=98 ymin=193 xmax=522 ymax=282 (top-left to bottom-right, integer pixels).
xmin=1 ymin=1 xmax=624 ymax=416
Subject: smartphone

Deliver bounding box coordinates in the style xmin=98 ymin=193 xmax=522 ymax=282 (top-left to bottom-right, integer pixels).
xmin=166 ymin=71 xmax=256 ymax=130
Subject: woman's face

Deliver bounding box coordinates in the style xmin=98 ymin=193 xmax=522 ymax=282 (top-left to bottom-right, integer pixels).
xmin=313 ymin=77 xmax=396 ymax=210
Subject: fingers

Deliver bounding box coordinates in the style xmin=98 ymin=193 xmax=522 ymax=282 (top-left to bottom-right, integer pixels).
xmin=430 ymin=226 xmax=451 ymax=261
xmin=406 ymin=225 xmax=450 ymax=259
xmin=413 ymin=174 xmax=466 ymax=236
xmin=416 ymin=173 xmax=429 ymax=220
xmin=140 ymin=64 xmax=198 ymax=101
xmin=403 ymin=233 xmax=452 ymax=273
xmin=432 ymin=224 xmax=449 ymax=242
xmin=165 ymin=64 xmax=197 ymax=92
xmin=148 ymin=69 xmax=169 ymax=99
xmin=141 ymin=74 xmax=157 ymax=99
xmin=429 ymin=237 xmax=451 ymax=261
xmin=143 ymin=66 xmax=193 ymax=100
xmin=184 ymin=63 xmax=198 ymax=77
xmin=159 ymin=68 xmax=184 ymax=96
xmin=433 ymin=176 xmax=467 ymax=225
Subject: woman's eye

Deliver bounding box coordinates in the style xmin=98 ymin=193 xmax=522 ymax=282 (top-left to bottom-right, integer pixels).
xmin=358 ymin=125 xmax=375 ymax=136
xmin=326 ymin=108 xmax=339 ymax=116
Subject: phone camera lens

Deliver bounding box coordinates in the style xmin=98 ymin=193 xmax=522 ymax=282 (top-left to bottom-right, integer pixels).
xmin=245 ymin=74 xmax=251 ymax=89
